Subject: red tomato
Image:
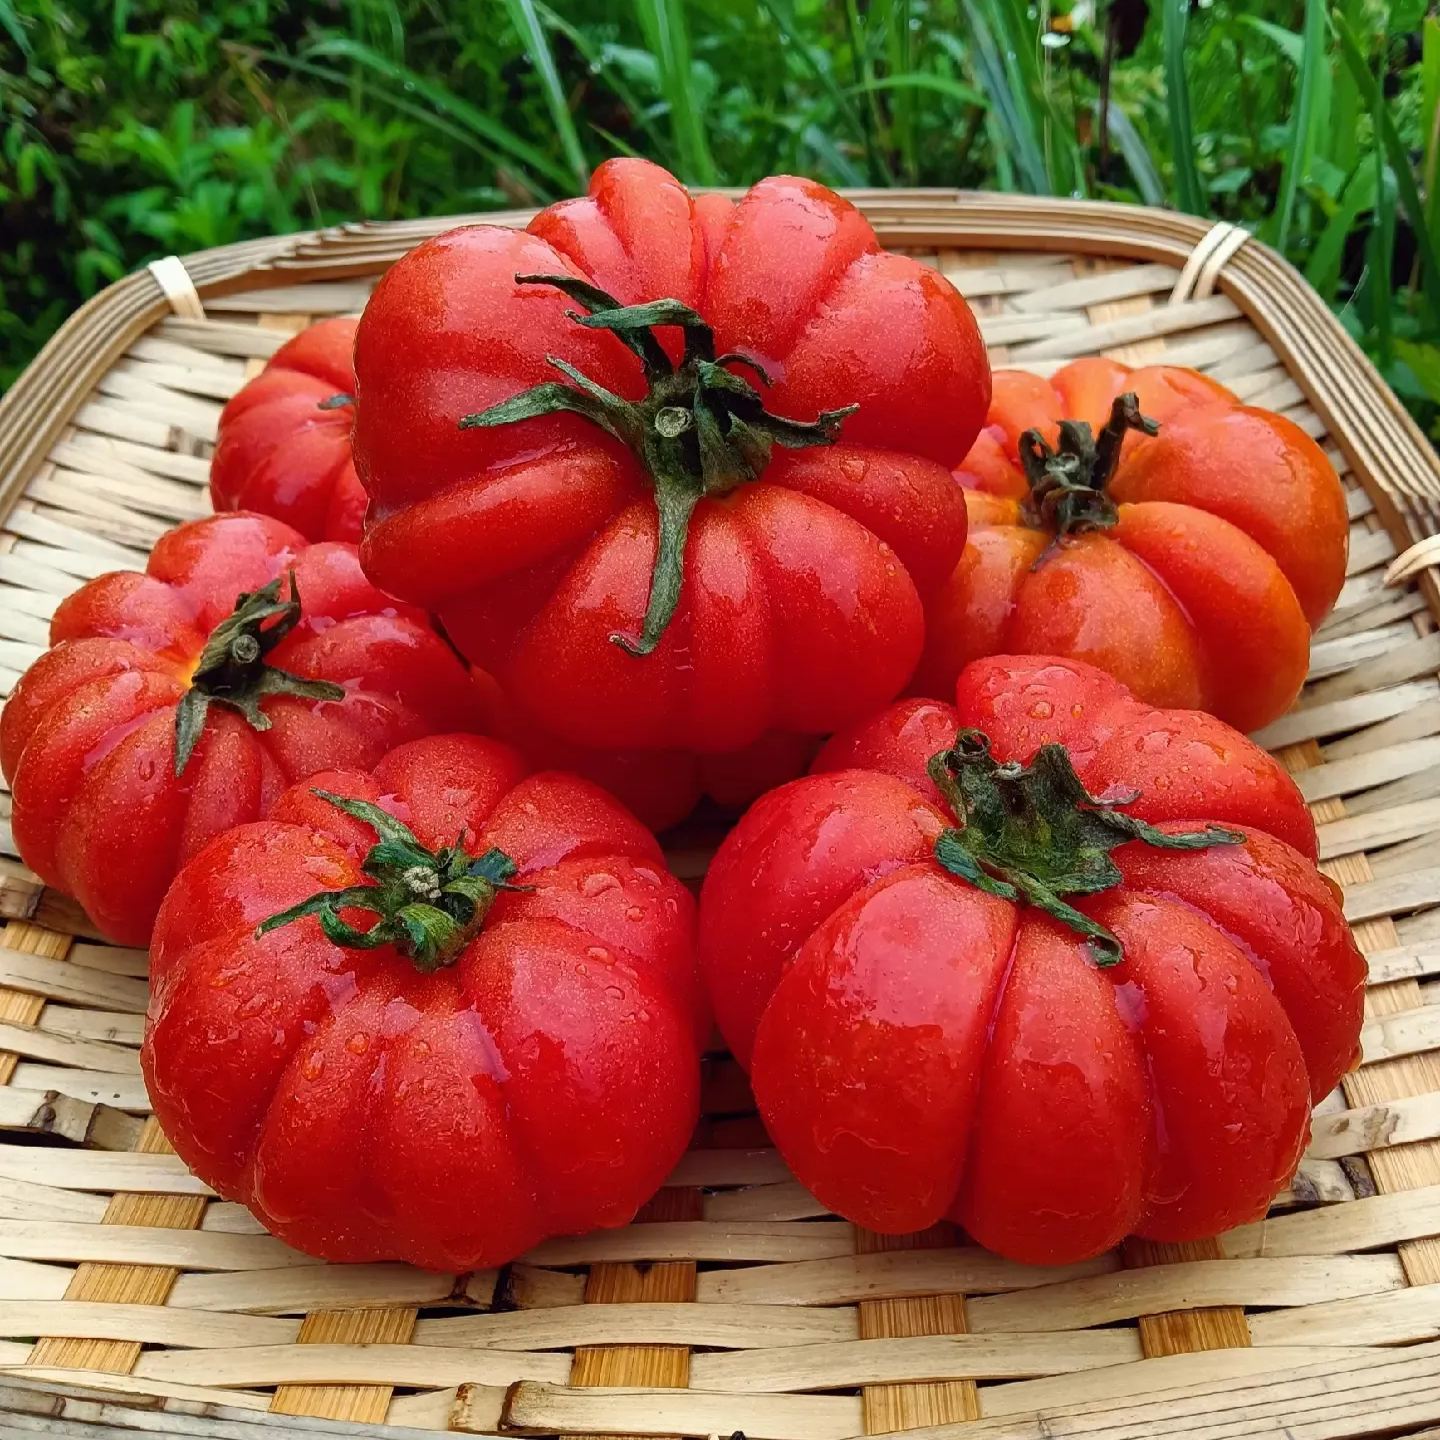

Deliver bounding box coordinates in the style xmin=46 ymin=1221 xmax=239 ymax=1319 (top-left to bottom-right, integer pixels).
xmin=211 ymin=318 xmax=367 ymax=542
xmin=1 ymin=513 xmax=487 ymax=945
xmin=920 ymin=358 xmax=1349 ymax=731
xmin=142 ymin=733 xmax=702 ymax=1271
xmin=700 ymin=655 xmax=1365 ymax=1263
xmin=477 ymin=672 xmax=818 ymax=831
xmin=354 ymin=158 xmax=987 ymax=755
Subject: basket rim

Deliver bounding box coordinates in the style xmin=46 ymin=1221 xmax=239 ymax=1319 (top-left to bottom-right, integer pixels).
xmin=1 ymin=191 xmax=1439 ymax=1438
xmin=0 ymin=191 xmax=1436 ymax=593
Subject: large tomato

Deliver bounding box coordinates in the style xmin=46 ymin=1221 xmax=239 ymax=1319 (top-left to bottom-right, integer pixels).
xmin=353 ymin=158 xmax=987 ymax=754
xmin=699 ymin=655 xmax=1365 ymax=1264
xmin=1 ymin=513 xmax=486 ymax=945
xmin=918 ymin=359 xmax=1349 ymax=731
xmin=211 ymin=318 xmax=367 ymax=543
xmin=143 ymin=733 xmax=702 ymax=1270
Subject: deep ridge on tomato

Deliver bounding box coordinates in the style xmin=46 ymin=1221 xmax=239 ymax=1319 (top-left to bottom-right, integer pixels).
xmin=352 ymin=158 xmax=989 ymax=755
xmin=142 ymin=733 xmax=704 ymax=1271
xmin=0 ymin=512 xmax=490 ymax=945
xmin=920 ymin=358 xmax=1349 ymax=732
xmin=699 ymin=654 xmax=1366 ymax=1264
xmin=211 ymin=318 xmax=369 ymax=543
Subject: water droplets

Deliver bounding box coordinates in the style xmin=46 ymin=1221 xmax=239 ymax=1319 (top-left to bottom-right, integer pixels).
xmin=301 ymin=1052 xmax=325 ymax=1081
xmin=582 ymin=872 xmax=620 ymax=897
xmin=1030 ymin=700 xmax=1053 ymax=719
xmin=235 ymin=992 xmax=269 ymax=1020
xmin=346 ymin=1031 xmax=371 ymax=1055
xmin=625 ymin=904 xmax=645 ymax=922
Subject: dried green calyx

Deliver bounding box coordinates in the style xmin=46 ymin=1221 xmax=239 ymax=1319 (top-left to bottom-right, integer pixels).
xmin=173 ymin=575 xmax=344 ymax=776
xmin=458 ymin=273 xmax=857 ymax=657
xmin=927 ymin=729 xmax=1243 ymax=965
xmin=1018 ymin=391 xmax=1159 ymax=543
xmin=257 ymin=791 xmax=524 ymax=973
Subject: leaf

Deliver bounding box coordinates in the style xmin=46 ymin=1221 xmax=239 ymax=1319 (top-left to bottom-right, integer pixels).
xmin=0 ymin=0 xmax=30 ymax=60
xmin=1160 ymin=0 xmax=1204 ymax=215
xmin=844 ymin=73 xmax=987 ymax=111
xmin=1395 ymin=341 xmax=1440 ymax=406
xmin=1335 ymin=14 xmax=1440 ymax=331
xmin=297 ymin=37 xmax=576 ymax=193
xmin=1305 ymin=162 xmax=1376 ymax=300
xmin=1103 ymin=100 xmax=1165 ymax=208
xmin=1271 ymin=0 xmax=1325 ymax=252
xmin=499 ymin=0 xmax=588 ymax=189
xmin=630 ymin=0 xmax=718 ymax=185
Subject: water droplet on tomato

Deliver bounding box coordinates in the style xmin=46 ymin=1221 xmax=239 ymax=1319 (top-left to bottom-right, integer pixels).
xmin=1030 ymin=700 xmax=1053 ymax=719
xmin=235 ymin=992 xmax=268 ymax=1019
xmin=302 ymin=1053 xmax=325 ymax=1080
xmin=625 ymin=904 xmax=645 ymax=922
xmin=582 ymin=872 xmax=619 ymax=897
xmin=605 ymin=985 xmax=624 ymax=1001
xmin=346 ymin=1032 xmax=370 ymax=1055
xmin=587 ymin=945 xmax=610 ymax=963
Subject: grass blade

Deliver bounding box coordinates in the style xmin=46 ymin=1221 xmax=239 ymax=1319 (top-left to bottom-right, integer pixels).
xmin=846 ymin=73 xmax=987 ymax=110
xmin=631 ymin=0 xmax=718 ymax=185
xmin=755 ymin=0 xmax=883 ymax=181
xmin=1161 ymin=0 xmax=1204 ymax=214
xmin=500 ymin=0 xmax=588 ymax=188
xmin=1423 ymin=17 xmax=1440 ymax=266
xmin=1335 ymin=13 xmax=1440 ymax=329
xmin=0 ymin=0 xmax=30 ymax=58
xmin=1305 ymin=163 xmax=1377 ymax=300
xmin=1273 ymin=0 xmax=1324 ymax=252
xmin=1102 ymin=101 xmax=1165 ymax=207
xmin=955 ymin=0 xmax=1047 ymax=194
xmin=299 ymin=37 xmax=575 ymax=192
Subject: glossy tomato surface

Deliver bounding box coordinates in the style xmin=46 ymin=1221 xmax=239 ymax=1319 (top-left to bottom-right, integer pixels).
xmin=699 ymin=655 xmax=1365 ymax=1263
xmin=0 ymin=512 xmax=486 ymax=944
xmin=143 ymin=733 xmax=702 ymax=1270
xmin=354 ymin=158 xmax=989 ymax=755
xmin=211 ymin=318 xmax=367 ymax=542
xmin=920 ymin=358 xmax=1349 ymax=732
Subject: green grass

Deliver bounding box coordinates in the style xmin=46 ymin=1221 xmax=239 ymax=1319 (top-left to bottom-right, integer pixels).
xmin=1 ymin=0 xmax=1435 ymax=438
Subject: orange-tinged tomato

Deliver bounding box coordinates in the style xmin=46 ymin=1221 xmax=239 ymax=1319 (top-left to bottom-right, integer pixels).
xmin=920 ymin=359 xmax=1349 ymax=732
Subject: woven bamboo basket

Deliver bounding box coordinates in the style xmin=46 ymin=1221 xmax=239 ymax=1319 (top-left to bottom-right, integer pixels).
xmin=0 ymin=194 xmax=1439 ymax=1440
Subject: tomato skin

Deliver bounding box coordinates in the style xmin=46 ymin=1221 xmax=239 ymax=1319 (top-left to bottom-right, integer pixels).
xmin=1 ymin=513 xmax=488 ymax=946
xmin=143 ymin=733 xmax=702 ymax=1271
xmin=699 ymin=655 xmax=1366 ymax=1262
xmin=355 ymin=158 xmax=987 ymax=755
xmin=925 ymin=360 xmax=1349 ymax=730
xmin=211 ymin=319 xmax=367 ymax=543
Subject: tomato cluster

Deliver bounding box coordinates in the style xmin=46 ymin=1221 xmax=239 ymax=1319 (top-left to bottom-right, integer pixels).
xmin=3 ymin=160 xmax=1363 ymax=1271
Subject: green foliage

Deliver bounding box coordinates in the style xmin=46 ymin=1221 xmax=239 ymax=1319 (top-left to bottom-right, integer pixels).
xmin=1 ymin=0 xmax=1435 ymax=441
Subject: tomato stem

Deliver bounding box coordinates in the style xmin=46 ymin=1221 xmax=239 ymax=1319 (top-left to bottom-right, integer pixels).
xmin=173 ymin=575 xmax=344 ymax=776
xmin=926 ymin=729 xmax=1243 ymax=965
xmin=457 ymin=272 xmax=858 ymax=657
xmin=256 ymin=791 xmax=525 ymax=972
xmin=1018 ymin=392 xmax=1158 ymax=549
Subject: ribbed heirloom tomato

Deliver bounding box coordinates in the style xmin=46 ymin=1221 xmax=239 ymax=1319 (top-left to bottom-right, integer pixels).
xmin=918 ymin=359 xmax=1349 ymax=732
xmin=699 ymin=656 xmax=1365 ymax=1264
xmin=142 ymin=733 xmax=702 ymax=1270
xmin=353 ymin=158 xmax=988 ymax=755
xmin=211 ymin=318 xmax=368 ymax=543
xmin=0 ymin=512 xmax=486 ymax=945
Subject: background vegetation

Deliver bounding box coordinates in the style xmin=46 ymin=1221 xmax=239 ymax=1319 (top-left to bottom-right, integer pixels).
xmin=2 ymin=1 xmax=1436 ymax=436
